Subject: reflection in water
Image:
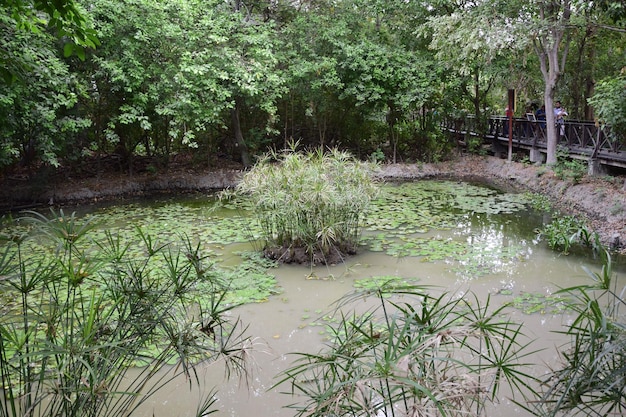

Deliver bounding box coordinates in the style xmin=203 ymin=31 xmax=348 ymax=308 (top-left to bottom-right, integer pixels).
xmin=2 ymin=181 xmax=624 ymax=416
xmin=453 ymin=211 xmax=539 ymax=282
xmin=136 ymin=247 xmax=619 ymax=417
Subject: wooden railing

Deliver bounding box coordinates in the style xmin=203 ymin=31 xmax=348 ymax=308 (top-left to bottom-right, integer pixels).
xmin=443 ymin=116 xmax=626 ymax=166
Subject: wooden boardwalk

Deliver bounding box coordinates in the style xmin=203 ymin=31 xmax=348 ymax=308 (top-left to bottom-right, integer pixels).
xmin=445 ymin=116 xmax=626 ymax=169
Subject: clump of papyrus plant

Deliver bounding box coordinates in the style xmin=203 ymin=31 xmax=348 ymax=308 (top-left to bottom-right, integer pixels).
xmin=275 ymin=284 xmax=537 ymax=416
xmin=0 ymin=209 xmax=252 ymax=417
xmin=233 ymin=144 xmax=379 ymax=265
xmin=526 ymin=246 xmax=626 ymax=417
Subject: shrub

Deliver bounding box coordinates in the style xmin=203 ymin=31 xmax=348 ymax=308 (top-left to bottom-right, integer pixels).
xmin=527 ymin=248 xmax=626 ymax=416
xmin=0 ymin=210 xmax=251 ymax=417
xmin=275 ymin=285 xmax=535 ymax=416
xmin=538 ymin=215 xmax=597 ymax=255
xmin=233 ymin=145 xmax=380 ymax=265
xmin=552 ymin=147 xmax=587 ymax=184
xmin=588 ymin=74 xmax=626 ymax=143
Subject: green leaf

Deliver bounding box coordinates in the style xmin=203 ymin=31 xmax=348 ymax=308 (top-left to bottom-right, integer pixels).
xmin=63 ymin=42 xmax=74 ymax=58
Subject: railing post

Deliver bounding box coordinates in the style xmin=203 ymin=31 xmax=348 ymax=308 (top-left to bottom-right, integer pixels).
xmin=588 ymin=158 xmax=606 ymax=176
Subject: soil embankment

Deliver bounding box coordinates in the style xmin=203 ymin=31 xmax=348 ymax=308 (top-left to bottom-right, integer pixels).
xmin=2 ymin=155 xmax=625 ymax=251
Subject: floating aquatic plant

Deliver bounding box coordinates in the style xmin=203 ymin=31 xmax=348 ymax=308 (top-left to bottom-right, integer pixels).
xmin=353 ymin=274 xmax=420 ymax=292
xmin=359 ymin=181 xmax=535 ymax=279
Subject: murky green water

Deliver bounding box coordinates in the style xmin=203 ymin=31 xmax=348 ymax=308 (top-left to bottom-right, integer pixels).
xmin=1 ymin=180 xmax=623 ymax=416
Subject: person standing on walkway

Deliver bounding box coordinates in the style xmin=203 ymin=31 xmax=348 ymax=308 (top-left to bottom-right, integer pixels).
xmin=535 ymin=104 xmax=547 ymax=137
xmin=535 ymin=105 xmax=546 ymax=126
xmin=554 ymin=101 xmax=568 ymax=137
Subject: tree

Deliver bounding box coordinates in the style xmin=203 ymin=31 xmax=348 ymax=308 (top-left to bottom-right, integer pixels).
xmin=5 ymin=0 xmax=625 ymax=174
xmin=532 ymin=0 xmax=573 ymax=165
xmin=0 ymin=0 xmax=98 ymax=83
xmin=588 ymin=73 xmax=626 ymax=142
xmin=564 ymin=1 xmax=626 ymax=119
xmin=278 ymin=6 xmax=348 ymax=149
xmin=337 ymin=38 xmax=437 ymax=162
xmin=73 ymin=0 xmax=284 ymax=169
xmin=423 ymin=7 xmax=515 ymax=143
xmin=218 ymin=0 xmax=286 ymax=166
xmin=424 ymin=0 xmax=576 ymax=164
xmin=278 ymin=0 xmax=443 ymax=161
xmin=78 ymin=0 xmax=184 ymax=168
xmin=0 ymin=19 xmax=89 ymax=169
xmin=424 ymin=0 xmax=626 ymax=164
xmin=0 ymin=1 xmax=98 ymax=171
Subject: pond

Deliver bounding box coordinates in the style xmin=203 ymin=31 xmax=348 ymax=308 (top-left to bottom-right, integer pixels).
xmin=1 ymin=179 xmax=623 ymax=416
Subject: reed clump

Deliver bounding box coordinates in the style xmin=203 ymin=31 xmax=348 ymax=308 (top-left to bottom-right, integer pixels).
xmin=235 ymin=146 xmax=379 ymax=265
xmin=0 ymin=210 xmax=251 ymax=417
xmin=275 ymin=285 xmax=536 ymax=417
xmin=527 ymin=247 xmax=626 ymax=416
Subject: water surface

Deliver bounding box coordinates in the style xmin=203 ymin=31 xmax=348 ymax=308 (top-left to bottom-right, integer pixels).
xmin=2 ymin=180 xmax=623 ymax=416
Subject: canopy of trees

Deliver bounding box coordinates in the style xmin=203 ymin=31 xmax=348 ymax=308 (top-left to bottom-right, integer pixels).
xmin=1 ymin=0 xmax=625 ymax=172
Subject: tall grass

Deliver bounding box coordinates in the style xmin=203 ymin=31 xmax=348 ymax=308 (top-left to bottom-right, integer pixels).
xmin=234 ymin=145 xmax=379 ymax=264
xmin=527 ymin=247 xmax=626 ymax=416
xmin=275 ymin=284 xmax=537 ymax=416
xmin=0 ymin=210 xmax=251 ymax=417
xmin=275 ymin=249 xmax=626 ymax=416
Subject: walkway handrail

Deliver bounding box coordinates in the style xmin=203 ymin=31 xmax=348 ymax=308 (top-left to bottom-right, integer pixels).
xmin=443 ymin=115 xmax=623 ymax=158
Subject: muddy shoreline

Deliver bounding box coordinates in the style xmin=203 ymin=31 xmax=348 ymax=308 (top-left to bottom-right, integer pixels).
xmin=2 ymin=155 xmax=625 ymax=251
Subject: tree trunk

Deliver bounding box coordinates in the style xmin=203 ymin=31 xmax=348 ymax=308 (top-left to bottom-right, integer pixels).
xmin=571 ymin=23 xmax=596 ymax=119
xmin=390 ymin=121 xmax=397 ymax=164
xmin=544 ymin=86 xmax=557 ymax=164
xmin=533 ymin=1 xmax=572 ymax=165
xmin=473 ymin=69 xmax=481 ymax=123
xmin=585 ymin=75 xmax=595 ymax=120
xmin=231 ymin=98 xmax=252 ymax=168
xmin=583 ymin=38 xmax=596 ymax=120
xmin=387 ymin=104 xmax=399 ymax=164
xmin=536 ymin=40 xmax=561 ymax=165
xmin=318 ymin=116 xmax=326 ymax=148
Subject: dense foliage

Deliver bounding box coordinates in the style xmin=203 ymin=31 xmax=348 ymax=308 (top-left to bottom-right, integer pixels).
xmin=588 ymin=73 xmax=626 ymax=141
xmin=0 ymin=0 xmax=98 ymax=83
xmin=4 ymin=0 xmax=623 ymax=174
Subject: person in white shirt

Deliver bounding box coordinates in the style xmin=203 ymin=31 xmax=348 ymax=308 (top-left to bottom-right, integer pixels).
xmin=554 ymin=101 xmax=568 ymax=136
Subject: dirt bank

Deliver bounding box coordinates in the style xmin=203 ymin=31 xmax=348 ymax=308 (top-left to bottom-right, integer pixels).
xmin=2 ymin=154 xmax=625 ymax=251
